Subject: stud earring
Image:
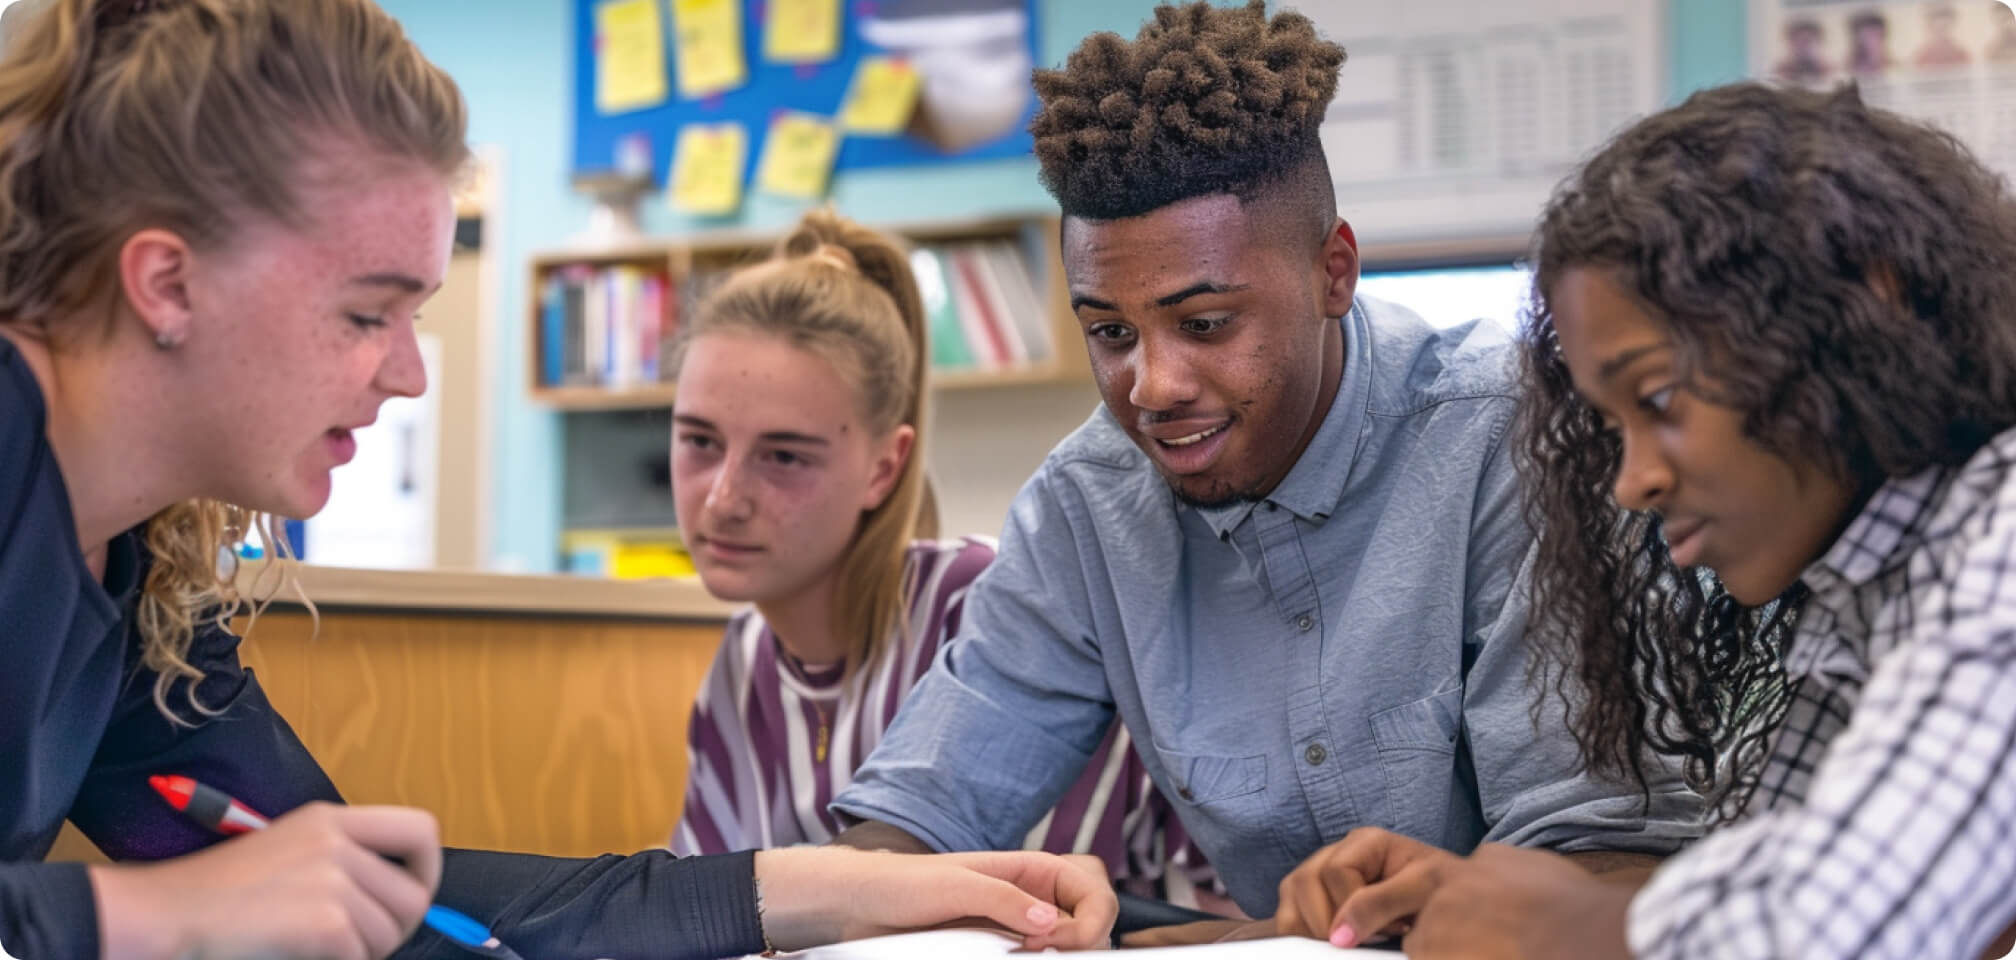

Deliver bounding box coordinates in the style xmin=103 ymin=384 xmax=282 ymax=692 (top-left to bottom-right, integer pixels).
xmin=154 ymin=330 xmax=181 ymax=350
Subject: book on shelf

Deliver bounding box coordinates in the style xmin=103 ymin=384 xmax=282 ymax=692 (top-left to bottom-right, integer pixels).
xmin=911 ymin=238 xmax=1052 ymax=375
xmin=945 ymin=246 xmax=1013 ymax=367
xmin=909 ymin=247 xmax=977 ymax=371
xmin=979 ymin=242 xmax=1053 ymax=365
xmin=536 ymin=233 xmax=1056 ymax=395
xmin=538 ymin=263 xmax=677 ymax=389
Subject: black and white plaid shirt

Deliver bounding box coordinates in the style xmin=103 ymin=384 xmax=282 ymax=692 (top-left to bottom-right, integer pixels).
xmin=1629 ymin=430 xmax=2016 ymax=959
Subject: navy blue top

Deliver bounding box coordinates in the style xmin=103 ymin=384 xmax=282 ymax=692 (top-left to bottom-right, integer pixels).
xmin=0 ymin=336 xmax=764 ymax=959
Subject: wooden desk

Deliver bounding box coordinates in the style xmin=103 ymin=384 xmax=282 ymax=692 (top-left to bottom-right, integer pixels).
xmin=48 ymin=565 xmax=735 ymax=862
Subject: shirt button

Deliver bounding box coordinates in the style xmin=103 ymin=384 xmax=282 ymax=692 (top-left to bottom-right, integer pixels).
xmin=1178 ymin=786 xmax=1195 ymax=801
xmin=1296 ymin=614 xmax=1315 ymax=632
xmin=1305 ymin=743 xmax=1327 ymax=766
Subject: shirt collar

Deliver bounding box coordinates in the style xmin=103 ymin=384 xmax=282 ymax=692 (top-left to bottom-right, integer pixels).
xmin=1807 ymin=465 xmax=1943 ymax=591
xmin=1192 ymin=301 xmax=1373 ymax=539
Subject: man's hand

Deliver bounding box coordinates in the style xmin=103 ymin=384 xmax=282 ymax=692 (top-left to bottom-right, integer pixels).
xmin=1273 ymin=826 xmax=1457 ymax=946
xmin=1400 ymin=844 xmax=1636 ymax=960
xmin=1984 ymin=918 xmax=2016 ymax=960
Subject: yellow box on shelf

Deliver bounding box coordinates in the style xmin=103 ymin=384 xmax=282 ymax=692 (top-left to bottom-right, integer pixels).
xmin=561 ymin=527 xmax=697 ymax=580
xmin=611 ymin=543 xmax=696 ymax=580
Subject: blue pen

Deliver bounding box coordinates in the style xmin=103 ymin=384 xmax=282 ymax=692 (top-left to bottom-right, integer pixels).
xmin=150 ymin=775 xmax=527 ymax=960
xmin=423 ymin=905 xmax=528 ymax=960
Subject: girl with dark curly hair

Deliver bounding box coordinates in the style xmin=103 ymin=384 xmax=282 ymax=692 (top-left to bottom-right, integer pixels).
xmin=1283 ymin=82 xmax=2016 ymax=960
xmin=0 ymin=0 xmax=1115 ymax=956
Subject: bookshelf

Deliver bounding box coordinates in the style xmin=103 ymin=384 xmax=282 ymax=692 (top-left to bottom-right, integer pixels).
xmin=524 ymin=214 xmax=1088 ymax=411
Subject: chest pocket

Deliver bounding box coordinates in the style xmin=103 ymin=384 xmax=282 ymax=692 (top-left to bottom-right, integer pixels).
xmin=1154 ymin=744 xmax=1298 ymax=869
xmin=1370 ymin=688 xmax=1463 ymax=843
xmin=1163 ymin=748 xmax=1267 ymax=804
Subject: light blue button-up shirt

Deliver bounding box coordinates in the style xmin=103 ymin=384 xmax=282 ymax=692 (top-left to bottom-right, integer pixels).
xmin=833 ymin=296 xmax=1704 ymax=916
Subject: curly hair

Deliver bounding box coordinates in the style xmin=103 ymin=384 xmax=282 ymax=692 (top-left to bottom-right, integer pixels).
xmin=138 ymin=503 xmax=303 ymax=721
xmin=1517 ymin=83 xmax=2016 ymax=819
xmin=1030 ymin=0 xmax=1343 ymax=232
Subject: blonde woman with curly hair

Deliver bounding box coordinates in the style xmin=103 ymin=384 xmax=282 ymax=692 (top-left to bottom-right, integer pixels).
xmin=0 ymin=1 xmax=1114 ymax=958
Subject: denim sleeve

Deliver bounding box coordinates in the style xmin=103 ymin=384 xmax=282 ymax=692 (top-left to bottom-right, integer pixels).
xmin=832 ymin=465 xmax=1118 ymax=852
xmin=1460 ymin=427 xmax=1708 ymax=854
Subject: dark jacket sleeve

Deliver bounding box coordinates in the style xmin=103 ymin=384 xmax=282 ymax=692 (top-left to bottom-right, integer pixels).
xmin=0 ymin=861 xmax=98 ymax=959
xmin=10 ymin=614 xmax=343 ymax=960
xmin=65 ymin=615 xmax=343 ymax=861
xmin=62 ymin=614 xmax=767 ymax=960
xmin=404 ymin=848 xmax=764 ymax=960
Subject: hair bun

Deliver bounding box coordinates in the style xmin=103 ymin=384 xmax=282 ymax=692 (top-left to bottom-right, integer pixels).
xmin=804 ymin=243 xmax=859 ymax=272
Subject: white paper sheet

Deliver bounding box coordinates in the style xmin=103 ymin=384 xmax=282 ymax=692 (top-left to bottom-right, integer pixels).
xmin=754 ymin=929 xmax=1390 ymax=959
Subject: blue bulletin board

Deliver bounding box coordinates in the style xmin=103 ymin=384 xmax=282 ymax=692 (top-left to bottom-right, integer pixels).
xmin=572 ymin=0 xmax=1041 ymax=187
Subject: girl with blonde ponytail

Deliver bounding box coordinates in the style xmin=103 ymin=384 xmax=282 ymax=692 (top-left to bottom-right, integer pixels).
xmin=670 ymin=210 xmax=1223 ymax=914
xmin=0 ymin=2 xmax=1113 ymax=958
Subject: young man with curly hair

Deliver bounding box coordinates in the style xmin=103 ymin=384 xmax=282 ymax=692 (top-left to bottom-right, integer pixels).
xmin=831 ymin=0 xmax=1702 ymax=944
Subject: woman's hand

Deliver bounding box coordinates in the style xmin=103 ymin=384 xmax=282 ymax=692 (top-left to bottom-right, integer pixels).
xmin=754 ymin=846 xmax=1118 ymax=951
xmin=91 ymin=802 xmax=442 ymax=960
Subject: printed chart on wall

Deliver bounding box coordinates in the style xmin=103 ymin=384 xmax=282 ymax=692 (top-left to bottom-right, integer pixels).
xmin=1297 ymin=0 xmax=1662 ymax=245
xmin=1753 ymin=0 xmax=2016 ymax=175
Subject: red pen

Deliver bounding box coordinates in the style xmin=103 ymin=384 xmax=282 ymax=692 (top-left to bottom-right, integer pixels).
xmin=145 ymin=775 xmax=527 ymax=960
xmin=148 ymin=774 xmax=270 ymax=834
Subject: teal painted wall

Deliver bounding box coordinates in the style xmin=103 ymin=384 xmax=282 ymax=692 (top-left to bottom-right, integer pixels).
xmin=1671 ymin=0 xmax=1751 ymax=101
xmin=382 ymin=0 xmax=1751 ymax=571
xmin=381 ymin=0 xmax=581 ymax=571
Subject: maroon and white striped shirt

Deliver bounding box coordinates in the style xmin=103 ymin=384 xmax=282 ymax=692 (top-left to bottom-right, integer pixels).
xmin=672 ymin=537 xmax=1224 ymax=905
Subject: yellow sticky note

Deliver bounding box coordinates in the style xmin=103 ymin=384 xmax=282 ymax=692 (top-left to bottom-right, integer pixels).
xmin=756 ymin=111 xmax=841 ymax=198
xmin=840 ymin=56 xmax=922 ymax=135
xmin=671 ymin=0 xmax=748 ymax=99
xmin=669 ymin=123 xmax=748 ymax=215
xmin=764 ymin=0 xmax=841 ymax=64
xmin=595 ymin=0 xmax=670 ymax=115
